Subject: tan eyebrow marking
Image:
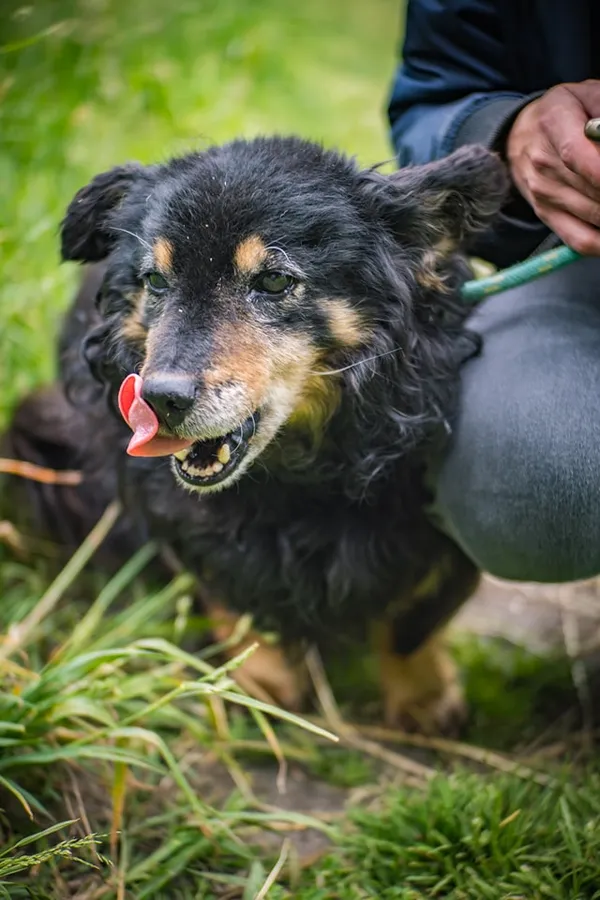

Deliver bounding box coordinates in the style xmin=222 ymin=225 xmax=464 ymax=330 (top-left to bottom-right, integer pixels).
xmin=153 ymin=237 xmax=174 ymax=272
xmin=234 ymin=235 xmax=268 ymax=273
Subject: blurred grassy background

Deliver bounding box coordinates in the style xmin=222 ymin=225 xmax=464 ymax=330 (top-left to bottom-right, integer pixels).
xmin=0 ymin=0 xmax=401 ymax=423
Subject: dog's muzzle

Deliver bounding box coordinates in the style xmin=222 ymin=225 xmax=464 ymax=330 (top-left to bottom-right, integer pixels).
xmin=118 ymin=373 xmax=260 ymax=487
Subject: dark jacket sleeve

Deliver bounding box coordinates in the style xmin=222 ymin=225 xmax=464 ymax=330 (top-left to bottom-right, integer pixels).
xmin=388 ymin=0 xmax=551 ymax=267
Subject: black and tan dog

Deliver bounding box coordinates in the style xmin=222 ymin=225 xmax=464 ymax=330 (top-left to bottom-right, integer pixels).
xmin=5 ymin=137 xmax=507 ymax=732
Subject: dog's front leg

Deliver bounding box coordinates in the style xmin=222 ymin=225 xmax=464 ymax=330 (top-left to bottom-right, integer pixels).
xmin=372 ymin=626 xmax=466 ymax=735
xmin=372 ymin=548 xmax=480 ymax=735
xmin=204 ymin=600 xmax=308 ymax=711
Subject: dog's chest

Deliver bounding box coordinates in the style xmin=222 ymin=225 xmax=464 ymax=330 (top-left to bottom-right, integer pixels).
xmin=136 ymin=467 xmax=437 ymax=637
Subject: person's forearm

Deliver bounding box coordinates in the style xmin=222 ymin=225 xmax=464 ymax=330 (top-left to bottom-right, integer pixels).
xmin=387 ymin=0 xmax=554 ymax=267
xmin=389 ymin=84 xmax=551 ymax=267
xmin=390 ymin=90 xmax=528 ymax=167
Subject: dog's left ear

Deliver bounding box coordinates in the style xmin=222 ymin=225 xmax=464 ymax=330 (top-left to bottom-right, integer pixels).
xmin=61 ymin=163 xmax=151 ymax=263
xmin=361 ymin=145 xmax=509 ymax=250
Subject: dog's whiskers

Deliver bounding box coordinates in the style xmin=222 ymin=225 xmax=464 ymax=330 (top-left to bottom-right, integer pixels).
xmin=111 ymin=227 xmax=153 ymax=251
xmin=231 ymin=433 xmax=244 ymax=453
xmin=310 ymin=347 xmax=403 ymax=377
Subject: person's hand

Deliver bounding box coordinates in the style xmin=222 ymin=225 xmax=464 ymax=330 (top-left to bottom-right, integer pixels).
xmin=506 ymin=80 xmax=600 ymax=255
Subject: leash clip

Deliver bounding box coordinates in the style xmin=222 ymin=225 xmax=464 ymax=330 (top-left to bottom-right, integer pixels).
xmin=584 ymin=118 xmax=600 ymax=142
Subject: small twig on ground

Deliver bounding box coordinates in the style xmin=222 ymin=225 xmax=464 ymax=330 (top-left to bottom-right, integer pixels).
xmin=518 ymin=708 xmax=579 ymax=758
xmin=0 ymin=520 xmax=66 ymax=561
xmin=337 ymin=722 xmax=553 ymax=786
xmin=522 ymin=728 xmax=600 ymax=761
xmin=0 ymin=457 xmax=82 ymax=485
xmin=304 ymin=646 xmax=435 ymax=786
xmin=304 ymin=647 xmax=551 ymax=786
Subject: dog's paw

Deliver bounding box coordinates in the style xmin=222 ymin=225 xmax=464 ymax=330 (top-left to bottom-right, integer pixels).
xmin=383 ymin=676 xmax=467 ymax=737
xmin=378 ymin=634 xmax=467 ymax=737
xmin=231 ymin=639 xmax=307 ymax=711
xmin=206 ymin=602 xmax=307 ymax=710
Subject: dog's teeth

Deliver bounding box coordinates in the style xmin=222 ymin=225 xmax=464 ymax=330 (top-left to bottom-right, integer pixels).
xmin=173 ymin=449 xmax=189 ymax=461
xmin=217 ymin=443 xmax=231 ymax=465
xmin=188 ymin=464 xmax=209 ymax=477
xmin=183 ymin=460 xmax=225 ymax=479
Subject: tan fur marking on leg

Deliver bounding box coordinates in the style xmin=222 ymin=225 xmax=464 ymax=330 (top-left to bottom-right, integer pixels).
xmin=206 ymin=602 xmax=306 ymax=710
xmin=372 ymin=624 xmax=465 ymax=734
xmin=234 ymin=235 xmax=267 ymax=273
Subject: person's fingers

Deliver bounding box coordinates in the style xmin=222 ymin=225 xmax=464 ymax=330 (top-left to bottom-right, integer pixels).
xmin=537 ymin=205 xmax=600 ymax=256
xmin=507 ymin=81 xmax=600 ymax=255
xmin=527 ymin=175 xmax=600 ymax=227
xmin=563 ymin=79 xmax=600 ymax=115
xmin=540 ymin=85 xmax=600 ymax=189
xmin=534 ymin=159 xmax=600 ymax=205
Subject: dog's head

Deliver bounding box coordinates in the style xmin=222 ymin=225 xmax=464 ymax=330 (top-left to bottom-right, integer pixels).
xmin=61 ymin=137 xmax=507 ymax=493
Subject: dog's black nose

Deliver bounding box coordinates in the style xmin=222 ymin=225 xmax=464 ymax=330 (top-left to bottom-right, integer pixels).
xmin=142 ymin=373 xmax=196 ymax=427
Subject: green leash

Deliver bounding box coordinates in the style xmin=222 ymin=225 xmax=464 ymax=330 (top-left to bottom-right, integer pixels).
xmin=460 ymin=245 xmax=582 ymax=304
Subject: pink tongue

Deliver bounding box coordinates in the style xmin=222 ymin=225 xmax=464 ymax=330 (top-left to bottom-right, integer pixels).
xmin=117 ymin=374 xmax=193 ymax=458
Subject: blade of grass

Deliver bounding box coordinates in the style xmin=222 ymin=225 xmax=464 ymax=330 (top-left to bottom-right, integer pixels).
xmin=54 ymin=541 xmax=159 ymax=662
xmin=254 ymin=838 xmax=290 ymax=900
xmin=86 ymin=573 xmax=196 ymax=650
xmin=0 ymin=778 xmax=52 ymax=819
xmin=0 ymin=500 xmax=122 ymax=662
xmin=110 ymin=758 xmax=128 ymax=858
xmin=104 ymin=726 xmax=217 ymax=821
xmin=0 ymin=774 xmax=34 ymax=819
xmin=0 ymin=819 xmax=78 ymax=855
xmin=217 ymin=690 xmax=339 ymax=743
xmin=305 ymin=645 xmax=434 ymax=784
xmin=218 ymin=810 xmax=335 ymax=835
xmin=250 ymin=708 xmax=288 ymax=795
xmin=0 ymin=744 xmax=165 ymax=773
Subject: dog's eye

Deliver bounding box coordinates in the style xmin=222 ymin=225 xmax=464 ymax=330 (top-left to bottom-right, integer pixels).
xmin=144 ymin=271 xmax=169 ymax=293
xmin=253 ymin=271 xmax=295 ymax=295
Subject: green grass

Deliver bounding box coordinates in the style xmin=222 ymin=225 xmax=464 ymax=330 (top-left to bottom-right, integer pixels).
xmin=2 ymin=1 xmax=600 ymax=897
xmin=294 ymin=772 xmax=600 ymax=900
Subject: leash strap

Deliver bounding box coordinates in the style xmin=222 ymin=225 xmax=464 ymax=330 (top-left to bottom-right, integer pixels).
xmin=460 ymin=245 xmax=582 ymax=304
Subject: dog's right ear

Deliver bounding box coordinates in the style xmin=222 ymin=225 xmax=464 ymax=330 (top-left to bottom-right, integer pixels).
xmin=61 ymin=163 xmax=148 ymax=263
xmin=359 ymin=145 xmax=508 ymax=250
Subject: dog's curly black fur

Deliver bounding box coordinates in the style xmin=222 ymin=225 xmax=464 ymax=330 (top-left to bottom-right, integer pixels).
xmin=5 ymin=137 xmax=507 ymax=681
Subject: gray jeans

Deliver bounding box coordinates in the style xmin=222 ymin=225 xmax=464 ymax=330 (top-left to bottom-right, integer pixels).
xmin=431 ymin=255 xmax=600 ymax=584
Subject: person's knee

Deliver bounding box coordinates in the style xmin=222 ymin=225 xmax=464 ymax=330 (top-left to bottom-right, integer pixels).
xmin=435 ymin=374 xmax=600 ymax=584
xmin=440 ymin=474 xmax=599 ymax=584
